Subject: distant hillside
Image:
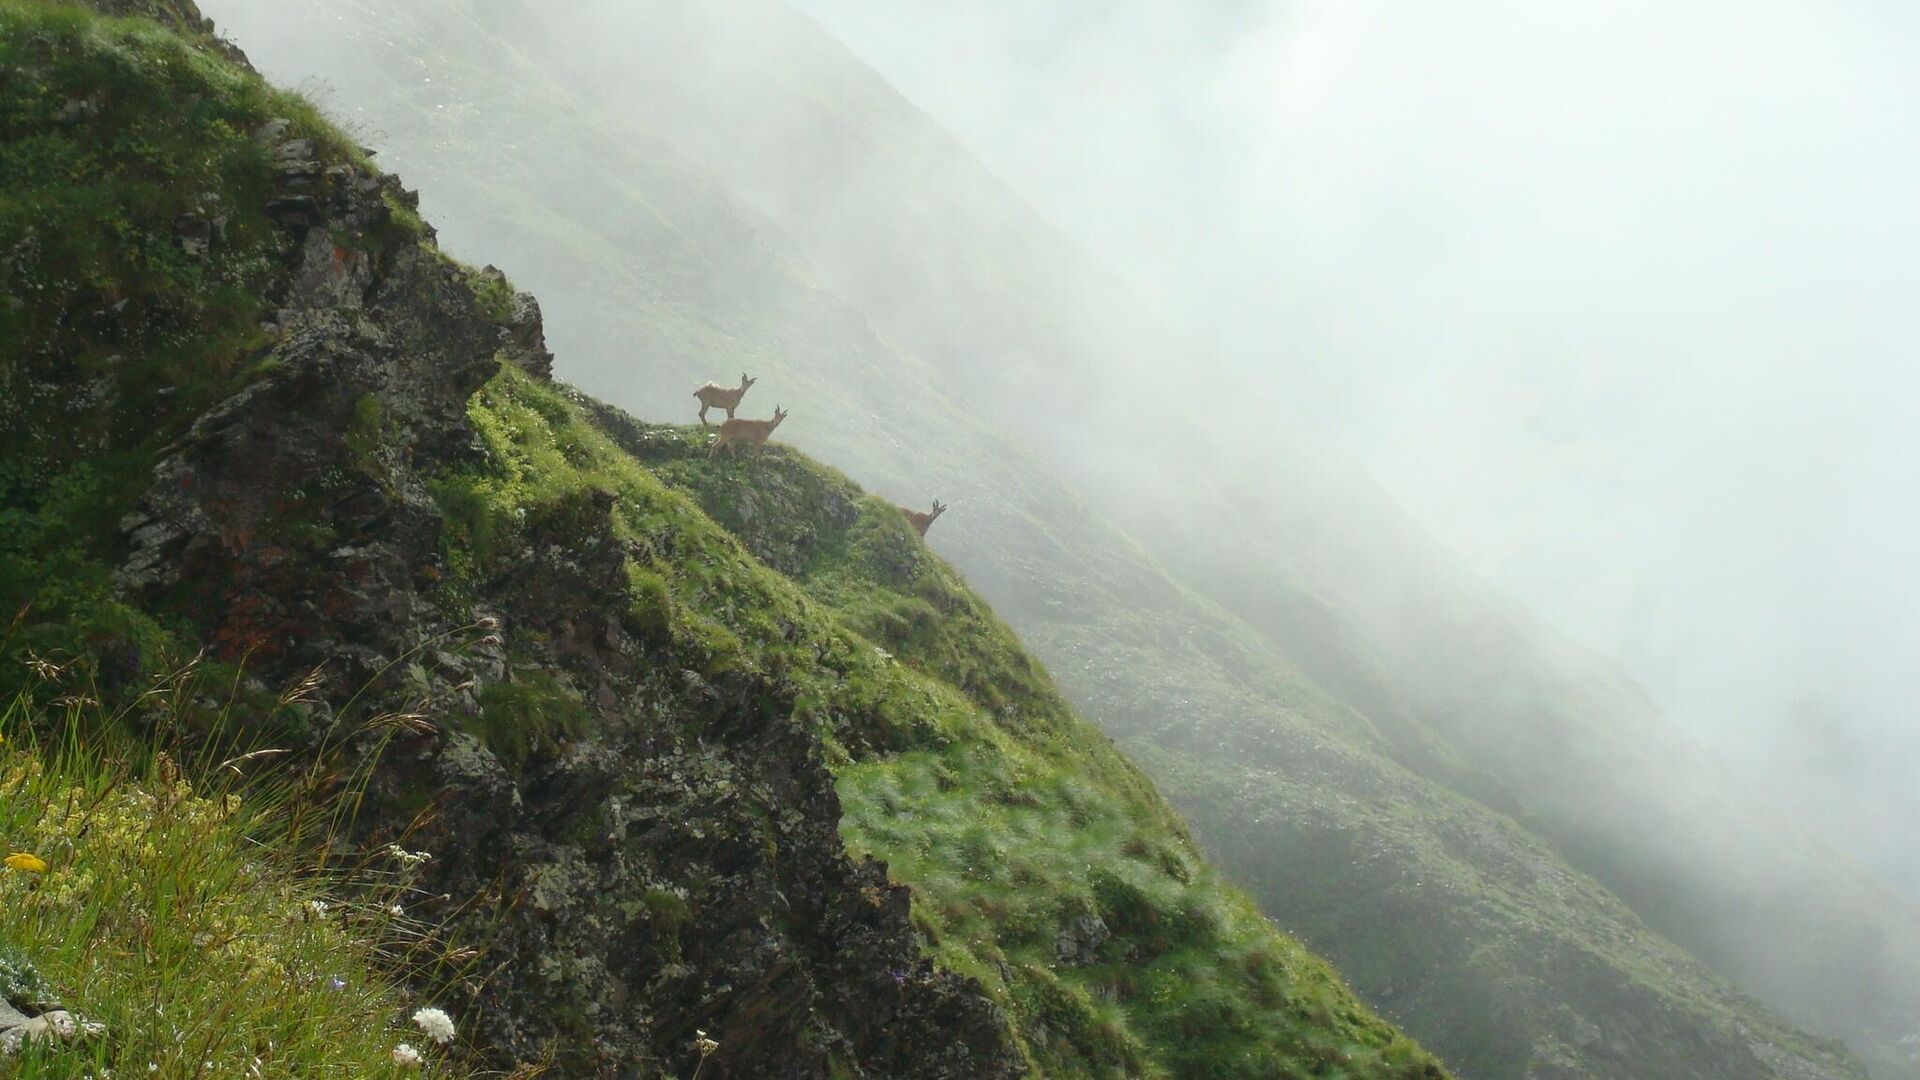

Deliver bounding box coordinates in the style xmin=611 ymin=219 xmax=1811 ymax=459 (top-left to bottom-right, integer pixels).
xmin=193 ymin=1 xmax=1905 ymax=1077
xmin=1134 ymin=476 xmax=1920 ymax=1080
xmin=451 ymin=3 xmax=1920 ymax=1076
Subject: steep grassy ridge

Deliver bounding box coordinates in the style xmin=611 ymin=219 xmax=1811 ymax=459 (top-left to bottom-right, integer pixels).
xmin=543 ymin=8 xmax=1920 ymax=1075
xmin=2 ymin=6 xmax=1004 ymax=1073
xmin=458 ymin=370 xmax=1448 ymax=1079
xmin=586 ymin=401 xmax=1869 ymax=1080
xmin=459 ymin=8 xmax=1920 ymax=1077
xmin=198 ymin=2 xmax=1893 ymax=1077
xmin=0 ymin=0 xmax=380 ymax=686
xmin=0 ymin=4 xmax=1452 ymax=1076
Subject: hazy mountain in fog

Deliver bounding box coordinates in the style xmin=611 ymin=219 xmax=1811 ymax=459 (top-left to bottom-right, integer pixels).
xmin=202 ymin=1 xmax=1920 ymax=1076
xmin=790 ymin=0 xmax=1920 ymax=908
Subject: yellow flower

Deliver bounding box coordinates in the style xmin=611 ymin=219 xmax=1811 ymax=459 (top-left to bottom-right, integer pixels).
xmin=5 ymin=853 xmax=48 ymax=873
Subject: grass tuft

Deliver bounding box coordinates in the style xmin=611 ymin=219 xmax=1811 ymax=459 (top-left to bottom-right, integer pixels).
xmin=0 ymin=673 xmax=473 ymax=1078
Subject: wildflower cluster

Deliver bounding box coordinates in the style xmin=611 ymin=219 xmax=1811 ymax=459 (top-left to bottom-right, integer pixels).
xmin=0 ymin=700 xmax=458 ymax=1076
xmin=384 ymin=844 xmax=434 ymax=870
xmin=411 ymin=1006 xmax=456 ymax=1045
xmin=691 ymin=1028 xmax=721 ymax=1079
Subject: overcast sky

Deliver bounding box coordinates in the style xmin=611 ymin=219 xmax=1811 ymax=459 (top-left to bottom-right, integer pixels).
xmin=792 ymin=0 xmax=1920 ymax=894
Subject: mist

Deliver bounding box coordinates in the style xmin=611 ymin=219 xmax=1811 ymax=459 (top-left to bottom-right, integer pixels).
xmin=205 ymin=0 xmax=1920 ymax=922
xmin=178 ymin=0 xmax=1920 ymax=1069
xmin=779 ymin=0 xmax=1920 ymax=897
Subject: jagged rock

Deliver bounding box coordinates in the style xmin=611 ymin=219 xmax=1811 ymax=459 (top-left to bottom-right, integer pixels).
xmin=55 ymin=97 xmax=98 ymax=124
xmin=174 ymin=210 xmax=211 ymax=257
xmin=1053 ymin=913 xmax=1110 ymax=967
xmin=263 ymin=194 xmax=320 ymax=228
xmin=504 ymin=290 xmax=554 ymax=380
xmin=0 ymin=1002 xmax=102 ymax=1054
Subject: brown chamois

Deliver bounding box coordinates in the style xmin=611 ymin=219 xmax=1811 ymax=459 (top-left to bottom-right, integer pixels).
xmin=900 ymin=499 xmax=947 ymax=537
xmin=693 ymin=372 xmax=757 ymax=425
xmin=709 ymin=406 xmax=788 ymax=458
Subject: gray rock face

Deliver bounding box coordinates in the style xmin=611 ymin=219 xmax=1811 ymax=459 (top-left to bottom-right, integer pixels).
xmin=1052 ymin=913 xmax=1110 ymax=968
xmin=0 ymin=1002 xmax=102 ymax=1055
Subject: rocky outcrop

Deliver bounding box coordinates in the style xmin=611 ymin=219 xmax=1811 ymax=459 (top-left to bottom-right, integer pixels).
xmin=77 ymin=0 xmax=249 ymax=63
xmin=90 ymin=12 xmax=1023 ymax=1075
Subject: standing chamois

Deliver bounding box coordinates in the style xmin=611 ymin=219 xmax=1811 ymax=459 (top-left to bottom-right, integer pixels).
xmin=709 ymin=406 xmax=788 ymax=458
xmin=900 ymin=500 xmax=947 ymax=537
xmin=693 ymin=372 xmax=757 ymax=425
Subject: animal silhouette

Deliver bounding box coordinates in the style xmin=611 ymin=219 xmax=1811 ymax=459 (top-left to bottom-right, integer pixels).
xmin=693 ymin=373 xmax=756 ymax=425
xmin=901 ymin=499 xmax=947 ymax=537
xmin=709 ymin=406 xmax=788 ymax=458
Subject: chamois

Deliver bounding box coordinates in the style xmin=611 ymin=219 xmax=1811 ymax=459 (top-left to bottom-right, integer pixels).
xmin=901 ymin=499 xmax=947 ymax=537
xmin=693 ymin=372 xmax=757 ymax=425
xmin=709 ymin=406 xmax=788 ymax=458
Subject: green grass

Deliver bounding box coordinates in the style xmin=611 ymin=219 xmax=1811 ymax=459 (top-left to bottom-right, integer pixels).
xmin=449 ymin=372 xmax=1447 ymax=1079
xmin=0 ymin=684 xmax=467 ymax=1078
xmin=430 ymin=366 xmax=980 ymax=763
xmin=0 ymin=0 xmax=372 ymax=695
xmin=0 ymin=0 xmax=508 ymax=710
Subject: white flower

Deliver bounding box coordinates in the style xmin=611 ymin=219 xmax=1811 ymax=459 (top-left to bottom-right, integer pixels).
xmin=392 ymin=1043 xmax=424 ymax=1067
xmin=411 ymin=1006 xmax=456 ymax=1045
xmin=384 ymin=844 xmax=433 ymax=868
xmin=307 ymin=899 xmax=330 ymax=919
xmin=389 ymin=903 xmax=406 ymax=918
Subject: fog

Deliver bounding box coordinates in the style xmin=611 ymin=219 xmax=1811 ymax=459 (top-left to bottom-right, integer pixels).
xmin=204 ymin=0 xmax=1920 ymax=902
xmin=186 ymin=0 xmax=1920 ymax=1065
xmin=787 ymin=0 xmax=1920 ymax=897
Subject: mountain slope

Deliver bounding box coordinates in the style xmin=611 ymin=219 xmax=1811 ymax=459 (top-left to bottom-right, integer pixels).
xmin=653 ymin=11 xmax=1920 ymax=1073
xmin=0 ymin=3 xmax=1449 ymax=1076
xmin=1109 ymin=441 xmax=1920 ymax=1080
xmin=188 ymin=2 xmax=1893 ymax=1078
xmin=375 ymin=3 xmax=1920 ymax=1077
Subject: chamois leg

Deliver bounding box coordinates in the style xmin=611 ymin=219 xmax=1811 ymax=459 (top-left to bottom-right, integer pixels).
xmin=698 ymin=402 xmax=711 ymax=425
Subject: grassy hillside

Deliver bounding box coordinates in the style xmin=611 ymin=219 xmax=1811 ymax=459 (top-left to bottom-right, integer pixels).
xmin=448 ymin=8 xmax=1920 ymax=1077
xmin=191 ymin=2 xmax=1897 ymax=1077
xmin=0 ymin=3 xmax=1453 ymax=1076
xmin=585 ymin=406 xmax=1865 ymax=1080
xmin=519 ymin=7 xmax=1920 ymax=1075
xmin=0 ymin=0 xmax=392 ymax=696
xmin=1120 ymin=469 xmax=1920 ymax=1080
xmin=0 ymin=690 xmax=461 ymax=1078
xmin=454 ymin=369 xmax=1448 ymax=1078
